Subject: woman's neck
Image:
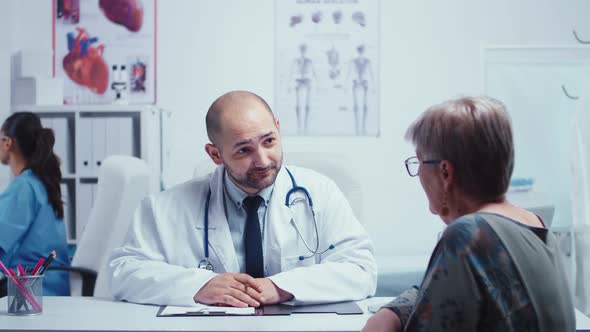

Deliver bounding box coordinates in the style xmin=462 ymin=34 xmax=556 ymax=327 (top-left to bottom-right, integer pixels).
xmin=10 ymin=157 xmax=28 ymax=176
xmin=444 ymin=195 xmax=506 ymax=224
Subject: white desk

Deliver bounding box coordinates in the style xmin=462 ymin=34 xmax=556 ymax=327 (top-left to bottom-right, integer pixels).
xmin=0 ymin=297 xmax=589 ymax=332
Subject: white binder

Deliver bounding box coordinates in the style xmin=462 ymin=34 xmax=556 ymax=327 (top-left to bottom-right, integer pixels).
xmin=90 ymin=183 xmax=97 ymax=209
xmin=77 ymin=118 xmax=93 ymax=175
xmin=91 ymin=118 xmax=107 ymax=172
xmin=52 ymin=118 xmax=69 ymax=175
xmin=40 ymin=117 xmax=53 ymax=129
xmin=60 ymin=183 xmax=73 ymax=242
xmin=105 ymin=117 xmax=121 ymax=157
xmin=119 ymin=117 xmax=134 ymax=156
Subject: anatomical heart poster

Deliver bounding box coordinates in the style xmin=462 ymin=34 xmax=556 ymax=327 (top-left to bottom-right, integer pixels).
xmin=53 ymin=0 xmax=156 ymax=104
xmin=275 ymin=0 xmax=380 ymax=137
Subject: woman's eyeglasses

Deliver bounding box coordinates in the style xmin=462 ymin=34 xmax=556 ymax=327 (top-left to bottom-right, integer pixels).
xmin=404 ymin=156 xmax=441 ymax=177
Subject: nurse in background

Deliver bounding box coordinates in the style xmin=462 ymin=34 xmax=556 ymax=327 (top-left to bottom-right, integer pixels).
xmin=0 ymin=112 xmax=70 ymax=296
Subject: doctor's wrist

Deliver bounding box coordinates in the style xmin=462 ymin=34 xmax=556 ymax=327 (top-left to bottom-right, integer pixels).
xmin=272 ymin=280 xmax=294 ymax=303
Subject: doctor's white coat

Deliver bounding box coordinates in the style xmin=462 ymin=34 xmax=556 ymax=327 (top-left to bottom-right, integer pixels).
xmin=109 ymin=165 xmax=377 ymax=306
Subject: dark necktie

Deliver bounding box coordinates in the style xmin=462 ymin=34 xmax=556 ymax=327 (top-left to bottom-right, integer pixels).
xmin=243 ymin=195 xmax=264 ymax=278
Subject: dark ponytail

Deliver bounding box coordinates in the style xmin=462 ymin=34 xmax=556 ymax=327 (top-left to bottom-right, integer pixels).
xmin=2 ymin=112 xmax=64 ymax=219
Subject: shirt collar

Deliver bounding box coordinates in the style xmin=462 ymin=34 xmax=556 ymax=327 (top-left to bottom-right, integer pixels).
xmin=20 ymin=169 xmax=33 ymax=177
xmin=224 ymin=170 xmax=274 ymax=209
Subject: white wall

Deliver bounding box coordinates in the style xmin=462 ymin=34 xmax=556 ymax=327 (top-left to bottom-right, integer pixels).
xmin=0 ymin=1 xmax=19 ymax=187
xmin=6 ymin=0 xmax=590 ymax=256
xmin=156 ymin=0 xmax=590 ymax=256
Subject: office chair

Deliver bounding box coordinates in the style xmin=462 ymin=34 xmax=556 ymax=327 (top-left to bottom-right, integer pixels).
xmin=49 ymin=155 xmax=152 ymax=297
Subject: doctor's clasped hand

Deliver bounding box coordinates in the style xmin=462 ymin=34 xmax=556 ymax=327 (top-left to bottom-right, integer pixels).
xmin=193 ymin=272 xmax=294 ymax=307
xmin=193 ymin=273 xmax=263 ymax=307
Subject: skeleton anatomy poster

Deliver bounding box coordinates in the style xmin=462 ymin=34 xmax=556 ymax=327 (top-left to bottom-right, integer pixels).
xmin=53 ymin=0 xmax=156 ymax=104
xmin=275 ymin=0 xmax=380 ymax=136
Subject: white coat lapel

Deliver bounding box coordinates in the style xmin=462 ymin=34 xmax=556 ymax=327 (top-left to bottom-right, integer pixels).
xmin=206 ymin=166 xmax=240 ymax=272
xmin=265 ymin=167 xmax=296 ymax=276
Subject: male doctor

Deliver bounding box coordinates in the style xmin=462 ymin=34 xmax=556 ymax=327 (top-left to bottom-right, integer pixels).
xmin=109 ymin=91 xmax=377 ymax=307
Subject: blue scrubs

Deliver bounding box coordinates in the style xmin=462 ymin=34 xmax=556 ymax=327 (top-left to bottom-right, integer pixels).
xmin=0 ymin=169 xmax=70 ymax=296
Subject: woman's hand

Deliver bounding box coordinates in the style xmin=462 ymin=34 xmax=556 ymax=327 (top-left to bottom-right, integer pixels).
xmin=361 ymin=308 xmax=402 ymax=332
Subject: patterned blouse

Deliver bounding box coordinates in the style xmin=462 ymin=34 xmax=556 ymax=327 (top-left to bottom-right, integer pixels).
xmin=382 ymin=212 xmax=575 ymax=332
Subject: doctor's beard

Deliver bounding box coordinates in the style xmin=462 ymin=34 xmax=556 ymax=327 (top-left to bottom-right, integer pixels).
xmin=225 ymin=157 xmax=283 ymax=192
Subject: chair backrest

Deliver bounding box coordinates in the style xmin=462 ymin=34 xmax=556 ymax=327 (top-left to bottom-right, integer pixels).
xmin=284 ymin=151 xmax=364 ymax=221
xmin=70 ymin=155 xmax=151 ymax=297
xmin=193 ymin=157 xmax=216 ymax=180
xmin=194 ymin=152 xmax=364 ymax=222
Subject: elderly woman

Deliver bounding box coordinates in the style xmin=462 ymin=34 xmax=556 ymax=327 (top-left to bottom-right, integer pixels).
xmin=363 ymin=96 xmax=575 ymax=331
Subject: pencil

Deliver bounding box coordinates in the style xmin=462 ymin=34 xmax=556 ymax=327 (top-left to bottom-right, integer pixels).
xmin=31 ymin=258 xmax=45 ymax=275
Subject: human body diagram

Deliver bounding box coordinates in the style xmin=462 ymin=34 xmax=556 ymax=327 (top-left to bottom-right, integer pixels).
xmin=346 ymin=45 xmax=375 ymax=136
xmin=289 ymin=44 xmax=318 ymax=134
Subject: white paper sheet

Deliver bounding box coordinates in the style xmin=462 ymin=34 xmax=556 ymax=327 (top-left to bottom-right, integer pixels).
xmin=161 ymin=304 xmax=255 ymax=316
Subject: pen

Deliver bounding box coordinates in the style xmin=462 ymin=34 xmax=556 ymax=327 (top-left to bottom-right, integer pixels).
xmin=37 ymin=250 xmax=56 ymax=275
xmin=17 ymin=264 xmax=26 ymax=276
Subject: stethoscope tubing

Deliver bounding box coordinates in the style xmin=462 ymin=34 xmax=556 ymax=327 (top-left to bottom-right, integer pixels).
xmin=201 ymin=168 xmax=331 ymax=269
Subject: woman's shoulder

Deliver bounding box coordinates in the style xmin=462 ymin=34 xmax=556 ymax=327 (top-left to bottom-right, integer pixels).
xmin=6 ymin=170 xmax=46 ymax=201
xmin=440 ymin=214 xmax=495 ymax=253
xmin=15 ymin=169 xmax=43 ymax=186
xmin=444 ymin=214 xmax=487 ymax=237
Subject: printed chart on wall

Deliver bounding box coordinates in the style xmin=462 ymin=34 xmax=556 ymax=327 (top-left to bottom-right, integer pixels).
xmin=53 ymin=0 xmax=156 ymax=104
xmin=275 ymin=0 xmax=380 ymax=136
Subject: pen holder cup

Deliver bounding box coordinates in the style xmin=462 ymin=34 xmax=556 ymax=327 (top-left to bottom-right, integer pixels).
xmin=7 ymin=275 xmax=43 ymax=315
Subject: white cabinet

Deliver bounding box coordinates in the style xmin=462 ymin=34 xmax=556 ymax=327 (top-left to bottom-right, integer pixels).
xmin=12 ymin=105 xmax=162 ymax=243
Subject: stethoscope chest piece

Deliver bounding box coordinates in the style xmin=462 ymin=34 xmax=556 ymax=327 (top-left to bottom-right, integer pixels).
xmin=198 ymin=260 xmax=214 ymax=271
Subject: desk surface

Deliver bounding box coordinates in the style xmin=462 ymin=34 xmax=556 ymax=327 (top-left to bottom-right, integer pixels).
xmin=0 ymin=297 xmax=589 ymax=332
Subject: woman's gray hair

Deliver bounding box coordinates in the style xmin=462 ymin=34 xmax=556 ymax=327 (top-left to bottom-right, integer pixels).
xmin=405 ymin=96 xmax=514 ymax=202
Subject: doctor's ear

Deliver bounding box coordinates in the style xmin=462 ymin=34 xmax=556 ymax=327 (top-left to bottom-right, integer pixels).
xmin=205 ymin=143 xmax=223 ymax=165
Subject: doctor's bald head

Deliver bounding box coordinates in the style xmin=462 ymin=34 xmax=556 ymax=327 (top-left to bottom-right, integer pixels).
xmin=205 ymin=91 xmax=283 ymax=194
xmin=206 ymin=91 xmax=276 ymax=146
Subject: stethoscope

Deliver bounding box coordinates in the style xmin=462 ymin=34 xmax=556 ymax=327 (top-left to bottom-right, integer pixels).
xmin=198 ymin=168 xmax=335 ymax=271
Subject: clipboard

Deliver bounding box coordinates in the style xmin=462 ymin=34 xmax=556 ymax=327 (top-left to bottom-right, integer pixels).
xmin=260 ymin=301 xmax=363 ymax=316
xmin=157 ymin=305 xmax=255 ymax=317
xmin=157 ymin=301 xmax=363 ymax=317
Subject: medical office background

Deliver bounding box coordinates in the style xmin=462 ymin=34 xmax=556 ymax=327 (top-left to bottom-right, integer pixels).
xmin=1 ymin=0 xmax=590 ymax=313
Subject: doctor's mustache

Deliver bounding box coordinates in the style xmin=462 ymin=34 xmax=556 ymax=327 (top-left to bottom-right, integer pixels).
xmin=247 ymin=163 xmax=279 ymax=174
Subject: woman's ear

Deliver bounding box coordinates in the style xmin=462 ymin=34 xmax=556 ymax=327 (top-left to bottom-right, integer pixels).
xmin=439 ymin=160 xmax=455 ymax=191
xmin=204 ymin=143 xmax=223 ymax=165
xmin=2 ymin=137 xmax=14 ymax=151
